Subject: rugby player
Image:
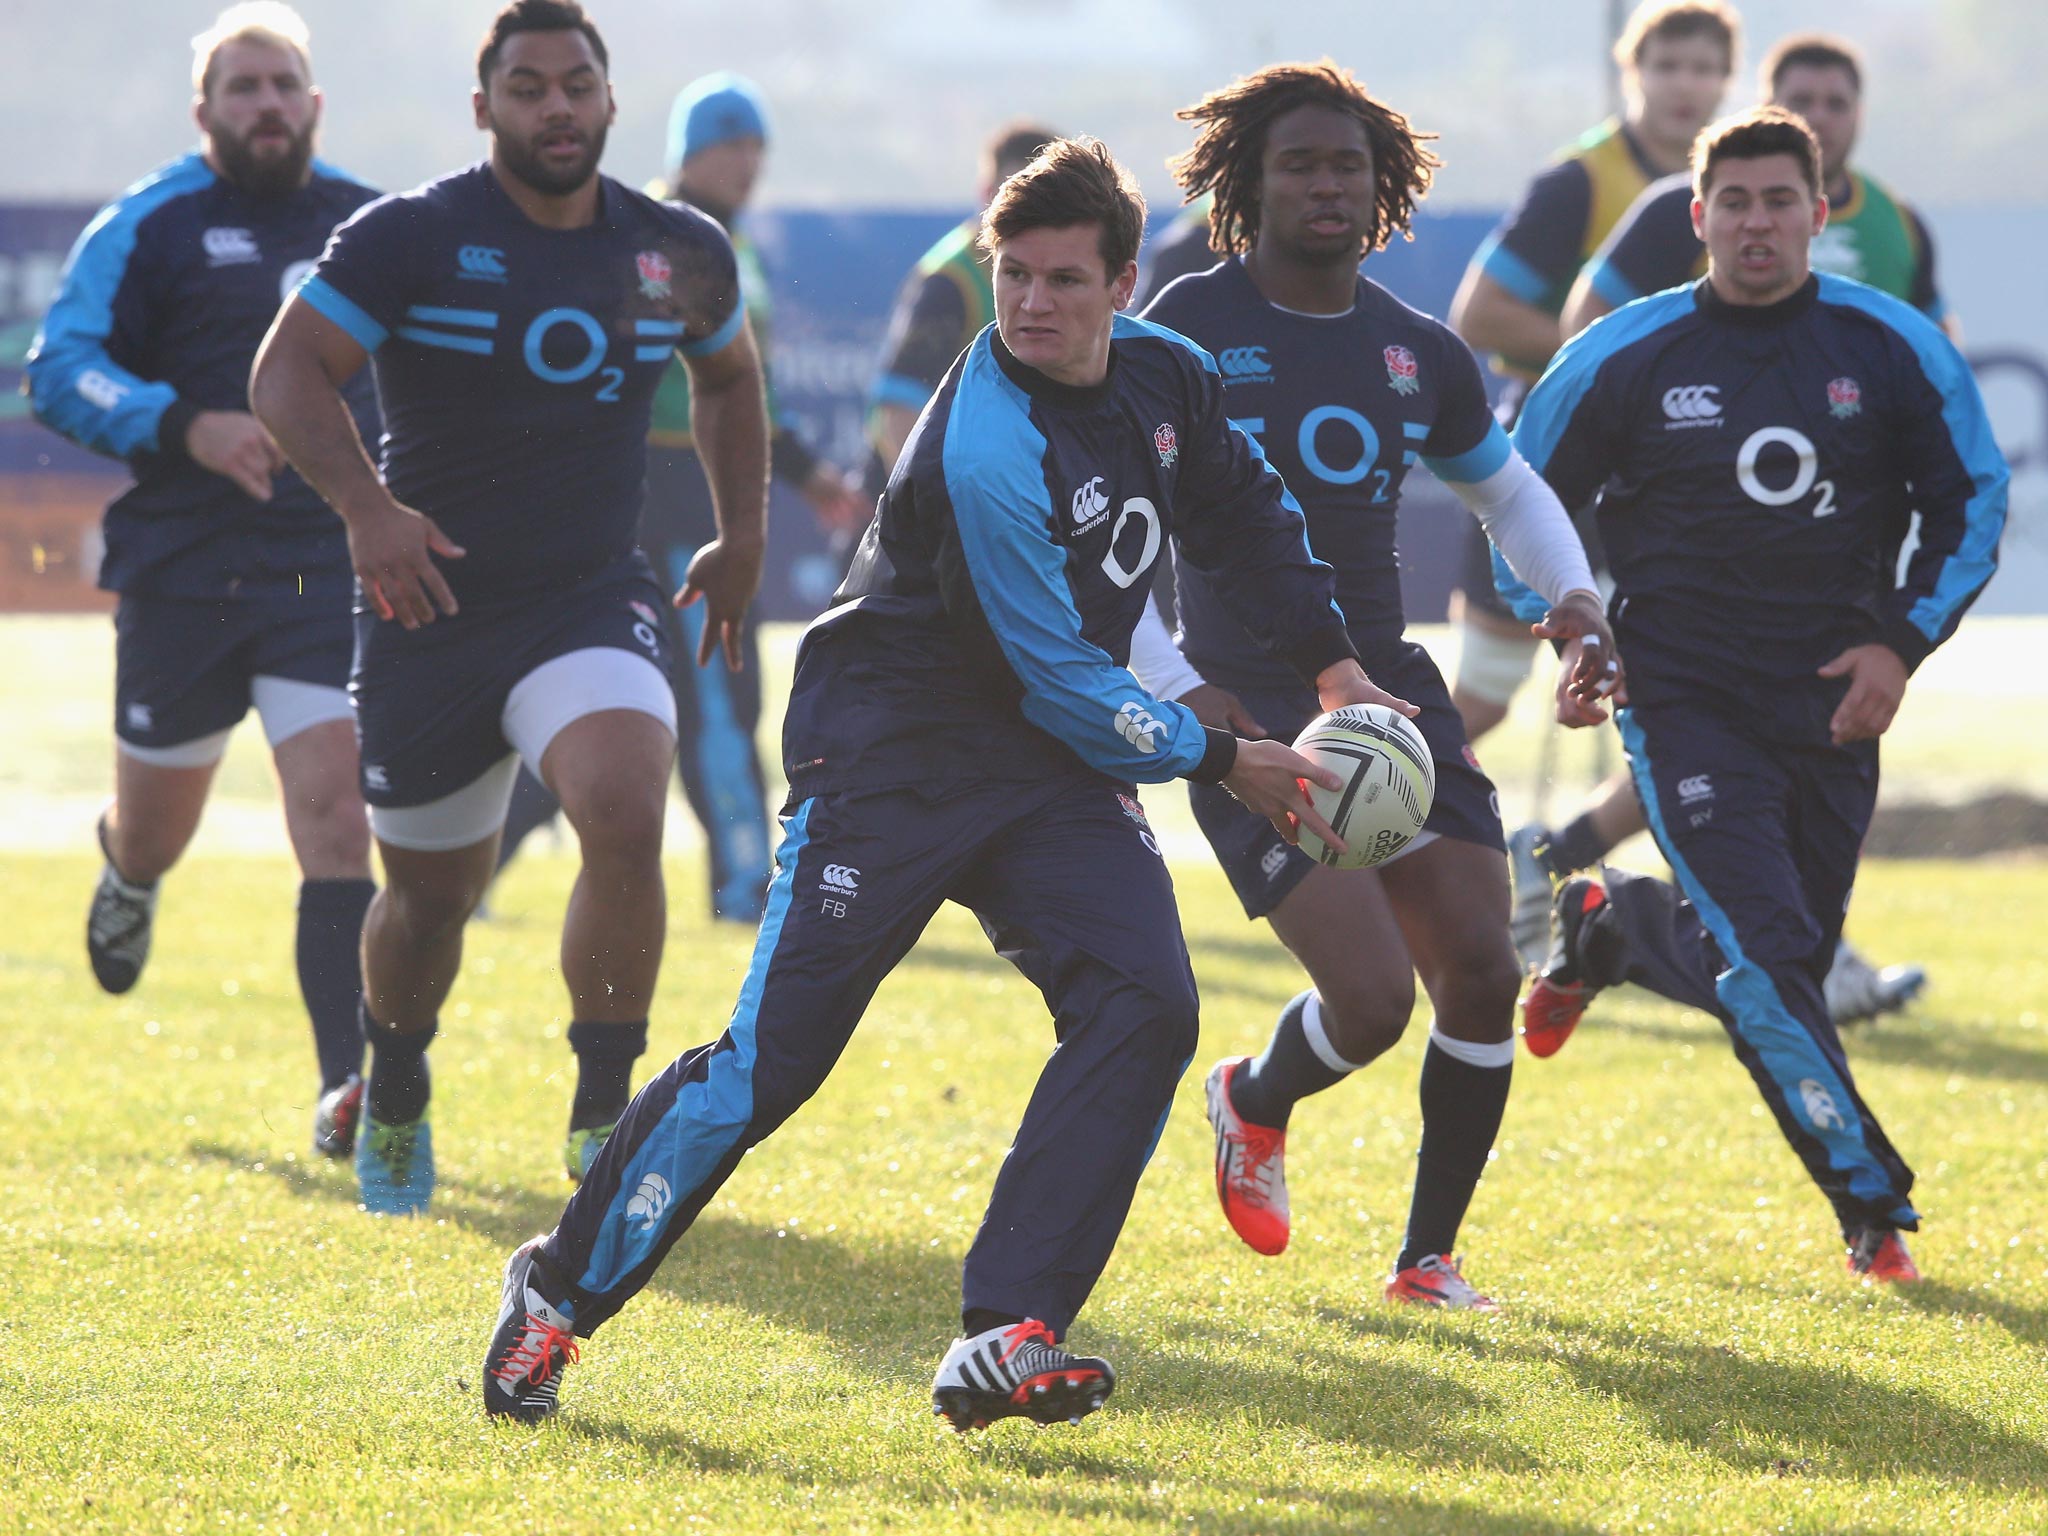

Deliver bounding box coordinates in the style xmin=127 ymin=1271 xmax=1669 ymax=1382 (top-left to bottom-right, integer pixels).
xmin=1502 ymin=110 xmax=2006 ymax=1282
xmin=1530 ymin=32 xmax=1944 ymax=1023
xmin=1446 ymin=0 xmax=1738 ymax=749
xmin=479 ymin=136 xmax=1410 ymax=1429
xmin=27 ymin=2 xmax=379 ymax=1158
xmin=867 ymin=120 xmax=1059 ymax=477
xmin=1140 ymin=63 xmax=1613 ymax=1311
xmin=249 ymin=0 xmax=770 ymax=1210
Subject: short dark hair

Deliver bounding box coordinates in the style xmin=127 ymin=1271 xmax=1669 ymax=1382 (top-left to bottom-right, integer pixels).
xmin=1692 ymin=107 xmax=1823 ymax=199
xmin=979 ymin=136 xmax=1147 ymax=276
xmin=981 ymin=121 xmax=1062 ymax=189
xmin=1168 ymin=60 xmax=1441 ymax=256
xmin=477 ymin=0 xmax=608 ymax=90
xmin=1762 ymin=32 xmax=1863 ymax=97
xmin=1614 ymin=0 xmax=1741 ymax=72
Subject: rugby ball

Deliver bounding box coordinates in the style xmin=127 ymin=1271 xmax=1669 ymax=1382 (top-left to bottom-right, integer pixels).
xmin=1291 ymin=705 xmax=1435 ymax=869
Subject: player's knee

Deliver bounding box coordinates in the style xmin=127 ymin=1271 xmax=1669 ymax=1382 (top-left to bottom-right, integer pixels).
xmin=1318 ymin=973 xmax=1416 ymax=1060
xmin=381 ymin=875 xmax=483 ymax=941
xmin=1423 ymin=936 xmax=1523 ymax=1026
xmin=558 ymin=773 xmax=665 ymax=868
xmin=289 ymin=794 xmax=372 ymax=875
xmin=1150 ymin=971 xmax=1201 ymax=1063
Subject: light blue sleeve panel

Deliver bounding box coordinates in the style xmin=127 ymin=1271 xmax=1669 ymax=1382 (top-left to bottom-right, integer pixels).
xmin=1490 ymin=542 xmax=1551 ymax=626
xmin=1423 ymin=419 xmax=1512 ymax=485
xmin=1817 ymin=275 xmax=2008 ymax=657
xmin=297 ymin=274 xmax=389 ymax=352
xmin=941 ymin=344 xmax=1211 ymax=783
xmin=1511 ymin=285 xmax=1693 ymax=488
xmin=25 ymin=155 xmax=214 ymax=458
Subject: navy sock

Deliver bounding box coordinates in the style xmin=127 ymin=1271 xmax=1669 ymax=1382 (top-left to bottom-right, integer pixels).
xmin=363 ymin=1004 xmax=437 ymax=1126
xmin=961 ymin=1307 xmax=1026 ymax=1338
xmin=567 ymin=1020 xmax=647 ymax=1131
xmin=1397 ymin=1032 xmax=1514 ymax=1272
xmin=1227 ymin=990 xmax=1355 ymax=1130
xmin=296 ymin=879 xmax=373 ymax=1091
xmin=1542 ymin=811 xmax=1611 ymax=880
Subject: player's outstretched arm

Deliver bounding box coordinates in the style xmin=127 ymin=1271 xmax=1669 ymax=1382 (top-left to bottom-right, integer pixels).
xmin=251 ymin=299 xmax=463 ymax=629
xmin=1449 ymin=269 xmax=1562 ymax=369
xmin=674 ymin=323 xmax=770 ymax=670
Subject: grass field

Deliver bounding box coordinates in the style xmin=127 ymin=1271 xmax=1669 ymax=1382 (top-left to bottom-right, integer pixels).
xmin=4 ymin=616 xmax=2046 ymax=1534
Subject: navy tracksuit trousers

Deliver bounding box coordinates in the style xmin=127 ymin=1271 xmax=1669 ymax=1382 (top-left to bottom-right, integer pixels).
xmin=1609 ymin=703 xmax=1917 ymax=1237
xmin=542 ymin=773 xmax=1199 ymax=1339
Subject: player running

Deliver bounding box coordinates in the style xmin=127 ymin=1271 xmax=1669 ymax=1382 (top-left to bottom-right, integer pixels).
xmin=1140 ymin=63 xmax=1613 ymax=1311
xmin=480 ymin=135 xmax=1408 ymax=1430
xmin=1446 ymin=0 xmax=1737 ymax=746
xmin=249 ymin=0 xmax=770 ymax=1211
xmin=867 ymin=120 xmax=1059 ymax=479
xmin=1527 ymin=32 xmax=1946 ymax=1025
xmin=27 ymin=2 xmax=379 ymax=1158
xmin=1502 ymin=110 xmax=2006 ymax=1283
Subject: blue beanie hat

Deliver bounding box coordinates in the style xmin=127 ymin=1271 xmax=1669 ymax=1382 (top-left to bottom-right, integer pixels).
xmin=667 ymin=72 xmax=770 ymax=171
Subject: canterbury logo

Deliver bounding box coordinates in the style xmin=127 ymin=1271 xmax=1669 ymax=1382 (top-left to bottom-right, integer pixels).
xmin=1070 ymin=476 xmax=1109 ymax=525
xmin=1799 ymin=1078 xmax=1846 ymax=1131
xmin=202 ymin=226 xmax=259 ymax=264
xmin=1116 ymin=702 xmax=1165 ymax=754
xmin=76 ymin=368 xmax=130 ymax=410
xmin=1217 ymin=346 xmax=1271 ymax=378
xmin=1662 ymin=385 xmax=1722 ymax=421
xmin=1676 ymin=774 xmax=1713 ymax=803
xmin=626 ymin=1172 xmax=672 ymax=1228
xmin=458 ymin=244 xmax=508 ymax=280
xmin=820 ymin=864 xmax=860 ymax=893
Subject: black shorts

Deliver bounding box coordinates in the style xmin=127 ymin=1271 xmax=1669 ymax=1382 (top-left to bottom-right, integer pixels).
xmin=113 ymin=590 xmax=351 ymax=750
xmin=1187 ymin=641 xmax=1504 ymax=919
xmin=352 ymin=556 xmax=672 ymax=808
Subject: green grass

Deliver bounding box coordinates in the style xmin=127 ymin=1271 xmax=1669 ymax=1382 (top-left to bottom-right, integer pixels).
xmin=5 ymin=850 xmax=2046 ymax=1534
xmin=3 ymin=614 xmax=2046 ymax=1533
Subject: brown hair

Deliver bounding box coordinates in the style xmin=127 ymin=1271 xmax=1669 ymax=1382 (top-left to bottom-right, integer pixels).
xmin=1691 ymin=106 xmax=1822 ymax=198
xmin=979 ymin=136 xmax=1147 ymax=276
xmin=1167 ymin=60 xmax=1440 ymax=256
xmin=1613 ymin=0 xmax=1741 ymax=72
xmin=1762 ymin=32 xmax=1863 ymax=97
xmin=981 ymin=121 xmax=1062 ymax=189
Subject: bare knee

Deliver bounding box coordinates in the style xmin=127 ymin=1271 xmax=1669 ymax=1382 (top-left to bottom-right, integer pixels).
xmin=560 ymin=776 xmax=666 ymax=870
xmin=380 ymin=872 xmax=485 ymax=941
xmin=1421 ymin=937 xmax=1523 ymax=1041
xmin=1316 ymin=972 xmax=1417 ymax=1063
xmin=287 ymin=790 xmax=372 ymax=878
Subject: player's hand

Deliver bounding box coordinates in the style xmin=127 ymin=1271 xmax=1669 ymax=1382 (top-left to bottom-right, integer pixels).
xmin=802 ymin=463 xmax=868 ymax=532
xmin=1533 ymin=588 xmax=1622 ymax=725
xmin=1222 ymin=736 xmax=1347 ymax=855
xmin=1314 ymin=658 xmax=1418 ymax=719
xmin=676 ymin=534 xmax=764 ymax=670
xmin=1819 ymin=643 xmax=1908 ymax=744
xmin=343 ymin=495 xmax=465 ymax=629
xmin=1177 ymin=683 xmax=1267 ymax=739
xmin=187 ymin=409 xmax=287 ymax=503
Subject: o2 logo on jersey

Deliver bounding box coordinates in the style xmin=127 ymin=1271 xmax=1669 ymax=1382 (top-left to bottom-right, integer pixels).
xmin=523 ymin=307 xmax=627 ymax=402
xmin=1097 ymin=496 xmax=1162 ymax=589
xmin=1736 ymin=426 xmax=1838 ymax=518
xmin=1242 ymin=407 xmax=1395 ymax=503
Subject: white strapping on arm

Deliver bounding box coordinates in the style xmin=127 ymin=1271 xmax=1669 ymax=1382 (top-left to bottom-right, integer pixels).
xmin=1448 ymin=449 xmax=1598 ymax=610
xmin=1126 ymin=591 xmax=1206 ymax=702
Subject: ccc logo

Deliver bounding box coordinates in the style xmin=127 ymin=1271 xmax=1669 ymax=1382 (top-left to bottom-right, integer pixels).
xmin=820 ymin=864 xmax=860 ymax=892
xmin=1662 ymin=385 xmax=1722 ymax=421
xmin=458 ymin=245 xmax=507 ymax=279
xmin=1218 ymin=346 xmax=1270 ymax=377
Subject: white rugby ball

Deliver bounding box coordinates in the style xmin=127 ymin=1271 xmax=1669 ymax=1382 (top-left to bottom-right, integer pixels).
xmin=1291 ymin=705 xmax=1436 ymax=869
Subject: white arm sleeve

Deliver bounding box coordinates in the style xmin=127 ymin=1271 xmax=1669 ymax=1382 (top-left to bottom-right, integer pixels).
xmin=1125 ymin=591 xmax=1206 ymax=702
xmin=1448 ymin=449 xmax=1599 ymax=608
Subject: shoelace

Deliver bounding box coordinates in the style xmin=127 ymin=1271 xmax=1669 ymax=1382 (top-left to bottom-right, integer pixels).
xmin=90 ymin=882 xmax=153 ymax=949
xmin=371 ymin=1123 xmax=422 ymax=1182
xmin=997 ymin=1319 xmax=1058 ymax=1363
xmin=1225 ymin=1125 xmax=1284 ymax=1206
xmin=1416 ymin=1255 xmax=1488 ymax=1304
xmin=492 ymin=1311 xmax=579 ymax=1388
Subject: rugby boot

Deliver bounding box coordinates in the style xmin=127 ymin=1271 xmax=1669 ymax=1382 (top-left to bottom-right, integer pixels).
xmin=931 ymin=1319 xmax=1114 ymax=1433
xmin=356 ymin=1112 xmax=434 ymax=1215
xmin=1520 ymin=876 xmax=1612 ymax=1059
xmin=1385 ymin=1253 xmax=1500 ymax=1312
xmin=313 ymin=1072 xmax=364 ymax=1159
xmin=482 ymin=1235 xmax=580 ymax=1421
xmin=1847 ymin=1228 xmax=1922 ymax=1284
xmin=1204 ymin=1057 xmax=1290 ymax=1256
xmin=86 ymin=815 xmax=157 ymax=994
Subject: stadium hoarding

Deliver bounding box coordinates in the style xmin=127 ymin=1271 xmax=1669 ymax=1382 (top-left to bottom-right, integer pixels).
xmin=4 ymin=201 xmax=2042 ymax=619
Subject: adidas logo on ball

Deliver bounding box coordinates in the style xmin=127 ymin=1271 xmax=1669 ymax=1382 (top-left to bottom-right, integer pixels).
xmin=1290 ymin=705 xmax=1436 ymax=870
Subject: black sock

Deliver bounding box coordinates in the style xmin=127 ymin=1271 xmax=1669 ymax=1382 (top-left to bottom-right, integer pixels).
xmin=296 ymin=879 xmax=374 ymax=1090
xmin=567 ymin=1020 xmax=647 ymax=1131
xmin=363 ymin=1003 xmax=437 ymax=1126
xmin=961 ymin=1307 xmax=1026 ymax=1338
xmin=1397 ymin=1033 xmax=1514 ymax=1272
xmin=1543 ymin=811 xmax=1612 ymax=880
xmin=1228 ymin=991 xmax=1354 ymax=1130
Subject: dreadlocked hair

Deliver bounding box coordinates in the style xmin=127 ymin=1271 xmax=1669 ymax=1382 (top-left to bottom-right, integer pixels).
xmin=1168 ymin=60 xmax=1442 ymax=255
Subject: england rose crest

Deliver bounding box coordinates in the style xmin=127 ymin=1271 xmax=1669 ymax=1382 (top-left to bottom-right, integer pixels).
xmin=1154 ymin=421 xmax=1179 ymax=467
xmin=636 ymin=249 xmax=673 ymax=300
xmin=1827 ymin=376 xmax=1861 ymax=419
xmin=1385 ymin=344 xmax=1420 ymax=396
